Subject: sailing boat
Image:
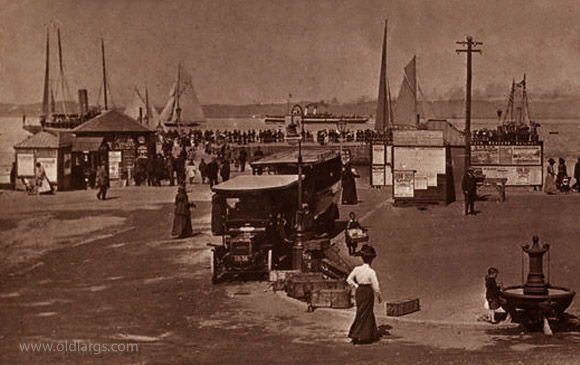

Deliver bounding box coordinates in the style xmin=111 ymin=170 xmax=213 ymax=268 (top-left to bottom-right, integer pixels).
xmin=160 ymin=64 xmax=206 ymax=129
xmin=25 ymin=28 xmax=99 ymax=133
xmin=124 ymin=87 xmax=160 ymax=129
xmin=374 ymin=20 xmax=422 ymax=132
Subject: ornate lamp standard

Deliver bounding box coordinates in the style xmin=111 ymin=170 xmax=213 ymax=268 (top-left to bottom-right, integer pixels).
xmin=286 ymin=104 xmax=306 ymax=270
xmin=336 ymin=119 xmax=347 ymax=164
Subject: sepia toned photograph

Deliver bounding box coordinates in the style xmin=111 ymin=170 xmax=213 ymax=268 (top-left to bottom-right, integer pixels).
xmin=0 ymin=1 xmax=579 ymax=364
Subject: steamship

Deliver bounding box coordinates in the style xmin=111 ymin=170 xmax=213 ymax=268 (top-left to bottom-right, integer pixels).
xmin=23 ymin=29 xmax=102 ymax=134
xmin=264 ymin=103 xmax=368 ymax=124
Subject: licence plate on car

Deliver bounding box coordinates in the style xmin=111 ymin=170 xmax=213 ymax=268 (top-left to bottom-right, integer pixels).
xmin=233 ymin=255 xmax=249 ymax=262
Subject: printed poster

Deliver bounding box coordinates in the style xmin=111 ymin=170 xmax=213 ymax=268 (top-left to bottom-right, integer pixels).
xmin=477 ymin=165 xmax=542 ymax=186
xmin=371 ymin=165 xmax=385 ymax=186
xmin=471 ymin=145 xmax=499 ymax=165
xmin=393 ymin=170 xmax=414 ymax=198
xmin=512 ymin=146 xmax=542 ymax=165
xmin=384 ymin=166 xmax=393 ymax=186
xmin=109 ymin=151 xmax=122 ymax=179
xmin=17 ymin=153 xmax=34 ymax=176
xmin=372 ymin=144 xmax=385 ymax=165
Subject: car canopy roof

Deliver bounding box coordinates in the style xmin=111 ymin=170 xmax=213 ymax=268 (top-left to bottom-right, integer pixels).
xmin=212 ymin=175 xmax=298 ymax=195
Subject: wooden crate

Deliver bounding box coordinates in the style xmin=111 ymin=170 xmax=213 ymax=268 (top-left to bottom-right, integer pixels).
xmin=286 ymin=274 xmax=345 ymax=299
xmin=386 ymin=298 xmax=420 ymax=317
xmin=310 ymin=288 xmax=352 ymax=309
xmin=272 ymin=280 xmax=286 ymax=291
xmin=269 ymin=270 xmax=300 ymax=282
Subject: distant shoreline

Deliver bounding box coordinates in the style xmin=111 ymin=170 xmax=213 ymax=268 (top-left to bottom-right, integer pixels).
xmin=3 ymin=98 xmax=580 ymax=120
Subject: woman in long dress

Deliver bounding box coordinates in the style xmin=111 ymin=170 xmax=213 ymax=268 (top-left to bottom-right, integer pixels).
xmin=346 ymin=244 xmax=382 ymax=344
xmin=342 ymin=162 xmax=359 ymax=205
xmin=544 ymin=158 xmax=556 ymax=194
xmin=172 ymin=184 xmax=195 ymax=238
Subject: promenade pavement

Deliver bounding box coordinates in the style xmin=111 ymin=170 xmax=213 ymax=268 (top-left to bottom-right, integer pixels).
xmin=0 ymin=165 xmax=579 ymax=363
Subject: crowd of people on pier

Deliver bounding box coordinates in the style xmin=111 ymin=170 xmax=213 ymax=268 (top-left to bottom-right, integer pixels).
xmin=471 ymin=121 xmax=540 ymax=144
xmin=158 ymin=127 xmax=389 ymax=148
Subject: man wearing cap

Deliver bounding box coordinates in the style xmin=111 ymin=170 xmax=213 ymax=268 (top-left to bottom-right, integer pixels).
xmin=462 ymin=168 xmax=477 ymax=215
xmin=96 ymin=163 xmax=109 ymax=200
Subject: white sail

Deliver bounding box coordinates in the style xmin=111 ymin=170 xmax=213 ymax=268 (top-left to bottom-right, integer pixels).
xmin=178 ymin=71 xmax=205 ymax=124
xmin=124 ymin=89 xmax=160 ymax=129
xmin=393 ymin=56 xmax=417 ymax=128
xmin=160 ymin=66 xmax=205 ymax=127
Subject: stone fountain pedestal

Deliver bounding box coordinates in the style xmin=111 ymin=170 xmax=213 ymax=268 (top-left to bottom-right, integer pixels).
xmin=501 ymin=236 xmax=575 ymax=334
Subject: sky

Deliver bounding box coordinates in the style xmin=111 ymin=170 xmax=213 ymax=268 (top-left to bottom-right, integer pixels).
xmin=1 ymin=0 xmax=580 ymax=107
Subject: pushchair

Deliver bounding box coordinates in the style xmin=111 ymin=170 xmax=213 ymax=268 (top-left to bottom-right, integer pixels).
xmin=21 ymin=178 xmax=36 ymax=195
xmin=560 ymin=176 xmax=571 ymax=193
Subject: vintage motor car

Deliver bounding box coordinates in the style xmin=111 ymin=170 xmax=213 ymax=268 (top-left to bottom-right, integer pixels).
xmin=209 ymin=175 xmax=299 ymax=283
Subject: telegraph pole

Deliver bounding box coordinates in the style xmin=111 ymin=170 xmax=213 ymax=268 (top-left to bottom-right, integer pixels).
xmin=456 ymin=36 xmax=482 ymax=170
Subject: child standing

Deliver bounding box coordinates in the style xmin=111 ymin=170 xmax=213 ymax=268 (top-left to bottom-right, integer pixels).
xmin=485 ymin=267 xmax=512 ymax=324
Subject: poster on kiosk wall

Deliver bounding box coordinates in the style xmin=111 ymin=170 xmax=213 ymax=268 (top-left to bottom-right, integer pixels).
xmin=108 ymin=151 xmax=122 ymax=179
xmin=393 ymin=170 xmax=415 ymax=198
xmin=17 ymin=153 xmax=35 ymax=176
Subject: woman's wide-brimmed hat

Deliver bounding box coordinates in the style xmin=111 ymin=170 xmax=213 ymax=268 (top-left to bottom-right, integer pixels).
xmin=359 ymin=244 xmax=377 ymax=259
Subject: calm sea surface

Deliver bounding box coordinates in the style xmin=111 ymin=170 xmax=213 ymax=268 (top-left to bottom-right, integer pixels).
xmin=1 ymin=117 xmax=579 ymax=183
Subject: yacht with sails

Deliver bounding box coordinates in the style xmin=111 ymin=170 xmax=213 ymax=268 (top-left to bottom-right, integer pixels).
xmin=159 ymin=64 xmax=206 ymax=129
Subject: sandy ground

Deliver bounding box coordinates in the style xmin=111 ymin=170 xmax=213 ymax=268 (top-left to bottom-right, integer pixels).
xmin=0 ymin=175 xmax=579 ymax=364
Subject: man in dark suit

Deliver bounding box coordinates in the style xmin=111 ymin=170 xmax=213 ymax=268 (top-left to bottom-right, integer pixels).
xmin=462 ymin=168 xmax=477 ymax=215
xmin=207 ymin=158 xmax=219 ymax=187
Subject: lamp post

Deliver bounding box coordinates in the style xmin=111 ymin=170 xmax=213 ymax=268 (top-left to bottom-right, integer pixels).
xmin=286 ymin=104 xmax=305 ymax=271
xmin=336 ymin=119 xmax=347 ymax=164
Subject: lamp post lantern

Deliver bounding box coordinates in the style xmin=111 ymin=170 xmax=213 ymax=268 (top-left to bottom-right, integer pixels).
xmin=286 ymin=104 xmax=306 ymax=271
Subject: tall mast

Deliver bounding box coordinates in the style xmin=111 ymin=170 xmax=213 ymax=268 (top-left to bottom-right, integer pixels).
xmin=42 ymin=30 xmax=50 ymax=119
xmin=509 ymin=79 xmax=515 ymax=122
xmin=145 ymin=87 xmax=152 ymax=126
xmin=522 ymin=73 xmax=530 ymax=124
xmin=412 ymin=55 xmax=418 ymax=124
xmin=57 ymin=28 xmax=68 ymax=117
xmin=102 ymin=38 xmax=108 ymax=111
xmin=375 ymin=19 xmax=389 ymax=132
xmin=50 ymin=88 xmax=56 ymax=115
xmin=175 ymin=64 xmax=182 ymax=127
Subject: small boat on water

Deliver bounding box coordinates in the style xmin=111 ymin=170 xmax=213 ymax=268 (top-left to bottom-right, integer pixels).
xmin=549 ymin=131 xmax=559 ymax=135
xmin=159 ymin=64 xmax=206 ymax=129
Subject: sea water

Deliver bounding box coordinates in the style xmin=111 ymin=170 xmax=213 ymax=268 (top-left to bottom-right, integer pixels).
xmin=1 ymin=116 xmax=579 ymax=183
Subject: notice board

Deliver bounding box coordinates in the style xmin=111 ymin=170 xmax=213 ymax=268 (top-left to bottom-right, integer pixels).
xmin=479 ymin=166 xmax=542 ymax=186
xmin=393 ymin=147 xmax=446 ymax=187
xmin=471 ymin=143 xmax=542 ymax=186
xmin=370 ymin=142 xmax=392 ymax=186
